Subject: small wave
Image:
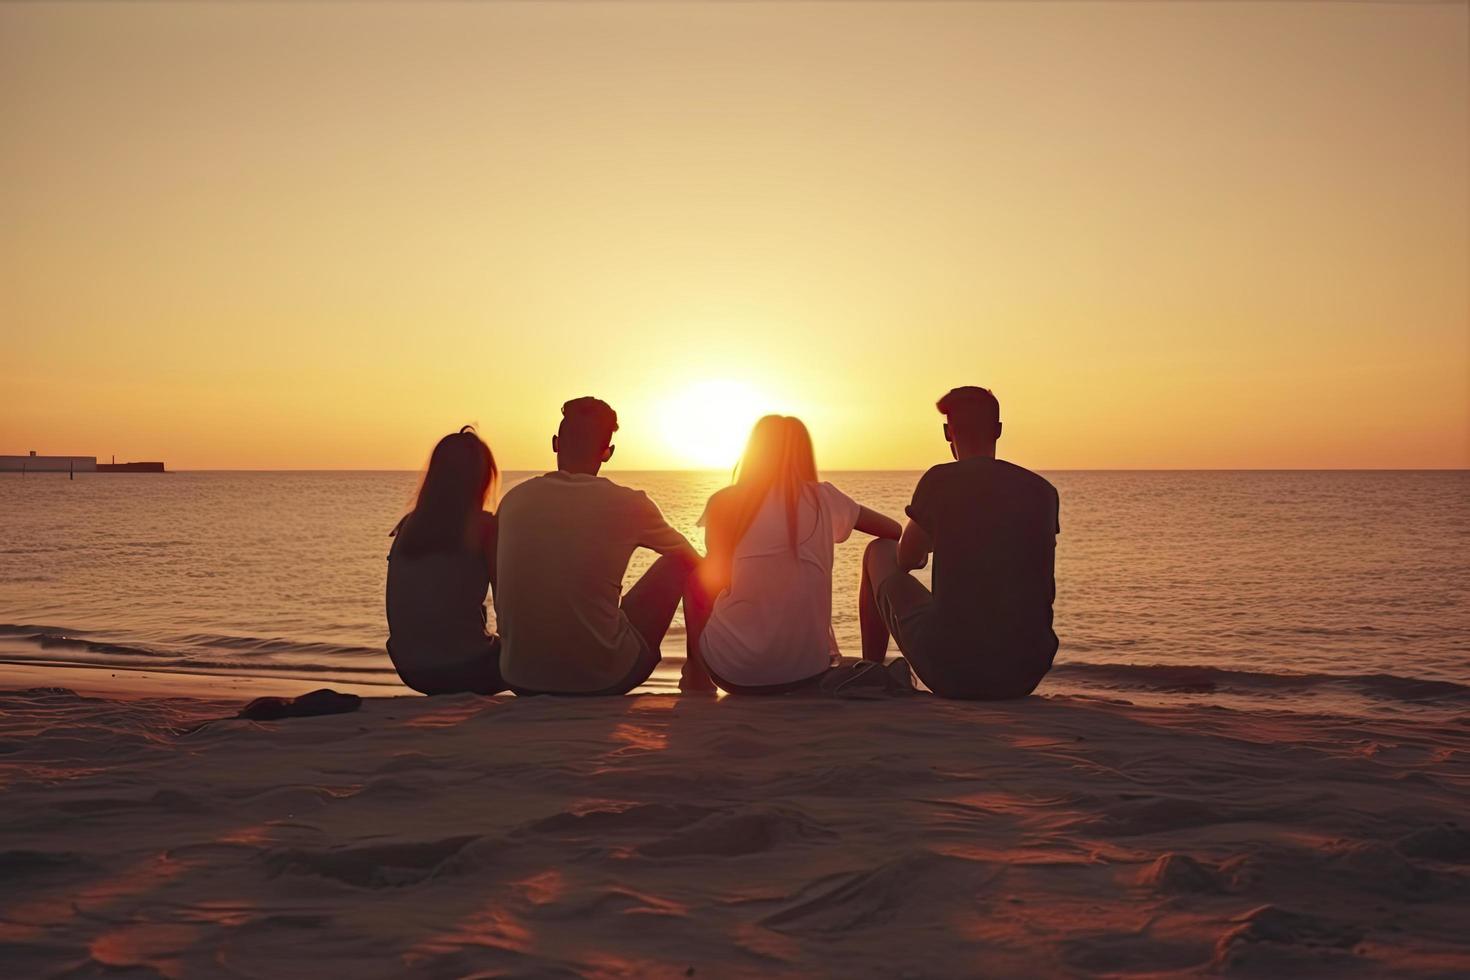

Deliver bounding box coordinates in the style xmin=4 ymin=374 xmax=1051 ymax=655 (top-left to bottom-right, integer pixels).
xmin=0 ymin=624 xmax=383 ymax=660
xmin=0 ymin=658 xmax=404 ymax=691
xmin=8 ymin=631 xmax=175 ymax=659
xmin=0 ymin=624 xmax=394 ymax=682
xmin=0 ymin=623 xmax=87 ymax=637
xmin=171 ymin=632 xmax=385 ymax=658
xmin=1050 ymin=661 xmax=1470 ymax=704
xmin=0 ymin=628 xmax=170 ymax=658
xmin=0 ymin=650 xmax=395 ymax=678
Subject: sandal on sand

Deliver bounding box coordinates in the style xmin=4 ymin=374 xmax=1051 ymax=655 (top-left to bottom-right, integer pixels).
xmin=825 ymin=659 xmax=913 ymax=699
xmin=238 ymin=688 xmax=362 ymax=721
xmin=885 ymin=656 xmax=916 ymax=694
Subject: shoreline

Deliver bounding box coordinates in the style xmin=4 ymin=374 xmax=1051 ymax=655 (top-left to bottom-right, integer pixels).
xmin=3 ymin=642 xmax=1464 ymax=724
xmin=0 ymin=656 xmax=684 ymax=704
xmin=0 ymin=661 xmax=403 ymax=703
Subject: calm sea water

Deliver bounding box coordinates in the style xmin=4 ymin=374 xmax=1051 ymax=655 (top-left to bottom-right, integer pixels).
xmin=1 ymin=470 xmax=1466 ymax=717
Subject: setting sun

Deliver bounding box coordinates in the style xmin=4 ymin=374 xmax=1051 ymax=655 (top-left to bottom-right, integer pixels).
xmin=657 ymin=379 xmax=774 ymax=471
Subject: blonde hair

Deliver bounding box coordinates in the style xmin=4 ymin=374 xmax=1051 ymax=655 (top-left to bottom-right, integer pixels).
xmin=723 ymin=415 xmax=819 ymax=552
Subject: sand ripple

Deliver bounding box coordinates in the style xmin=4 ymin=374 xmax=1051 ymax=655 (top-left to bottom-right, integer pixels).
xmin=1 ymin=687 xmax=1467 ymax=977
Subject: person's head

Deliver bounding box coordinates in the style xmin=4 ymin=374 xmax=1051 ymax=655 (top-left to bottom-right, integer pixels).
xmin=725 ymin=415 xmax=818 ymax=551
xmin=553 ymin=396 xmax=618 ymax=475
xmin=937 ymin=386 xmax=1002 ymax=460
xmin=398 ymin=425 xmax=498 ymax=557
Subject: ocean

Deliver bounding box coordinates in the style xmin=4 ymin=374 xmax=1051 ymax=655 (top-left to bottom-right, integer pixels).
xmin=2 ymin=470 xmax=1466 ymax=718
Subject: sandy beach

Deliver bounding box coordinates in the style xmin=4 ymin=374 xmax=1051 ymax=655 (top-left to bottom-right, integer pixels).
xmin=2 ymin=672 xmax=1466 ymax=979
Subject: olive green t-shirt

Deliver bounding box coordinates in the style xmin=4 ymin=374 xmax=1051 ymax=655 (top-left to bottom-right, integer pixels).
xmin=495 ymin=471 xmax=690 ymax=692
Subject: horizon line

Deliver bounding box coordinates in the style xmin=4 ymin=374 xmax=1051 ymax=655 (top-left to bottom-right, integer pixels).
xmin=26 ymin=466 xmax=1470 ymax=474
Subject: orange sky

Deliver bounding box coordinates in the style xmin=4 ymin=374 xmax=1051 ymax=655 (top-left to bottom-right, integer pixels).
xmin=2 ymin=1 xmax=1466 ymax=471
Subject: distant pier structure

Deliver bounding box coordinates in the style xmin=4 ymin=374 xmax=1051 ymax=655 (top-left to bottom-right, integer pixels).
xmin=2 ymin=451 xmax=165 ymax=474
xmin=97 ymin=460 xmax=165 ymax=472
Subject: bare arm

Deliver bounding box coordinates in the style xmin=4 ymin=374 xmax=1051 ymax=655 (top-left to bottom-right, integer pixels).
xmin=896 ymin=518 xmax=933 ymax=572
xmin=646 ymin=532 xmax=701 ymax=575
xmin=699 ymin=505 xmax=736 ymax=595
xmin=692 ymin=488 xmax=742 ymax=595
xmin=637 ymin=494 xmax=702 ymax=567
xmin=854 ymin=506 xmax=902 ymax=541
xmin=650 ymin=520 xmax=701 ymax=567
xmin=666 ymin=538 xmax=702 ymax=570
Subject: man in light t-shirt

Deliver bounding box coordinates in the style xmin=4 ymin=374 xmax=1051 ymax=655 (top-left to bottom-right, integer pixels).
xmin=496 ymin=397 xmax=700 ymax=695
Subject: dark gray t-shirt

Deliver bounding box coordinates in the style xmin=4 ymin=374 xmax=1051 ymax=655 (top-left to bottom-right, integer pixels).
xmin=906 ymin=457 xmax=1060 ymax=673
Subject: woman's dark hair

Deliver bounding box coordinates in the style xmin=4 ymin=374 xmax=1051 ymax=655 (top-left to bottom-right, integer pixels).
xmin=396 ymin=426 xmax=498 ymax=558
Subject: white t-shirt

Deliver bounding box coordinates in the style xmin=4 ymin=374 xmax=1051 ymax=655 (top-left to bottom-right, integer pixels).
xmin=698 ymin=481 xmax=861 ymax=688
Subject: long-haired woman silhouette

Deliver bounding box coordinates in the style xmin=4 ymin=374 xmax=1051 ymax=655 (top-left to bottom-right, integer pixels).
xmin=682 ymin=415 xmax=901 ymax=694
xmin=386 ymin=426 xmax=507 ymax=695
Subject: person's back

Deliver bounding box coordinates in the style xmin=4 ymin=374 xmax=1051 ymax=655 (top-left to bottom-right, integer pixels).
xmin=859 ymin=386 xmax=1059 ymax=699
xmin=495 ymin=397 xmax=697 ymax=696
xmin=496 ymin=471 xmax=687 ymax=692
xmin=702 ymin=483 xmax=847 ymax=674
xmin=910 ymin=456 xmax=1058 ymax=684
xmin=385 ymin=427 xmax=506 ymax=696
xmin=387 ymin=520 xmax=493 ymax=668
xmin=682 ymin=416 xmax=902 ymax=694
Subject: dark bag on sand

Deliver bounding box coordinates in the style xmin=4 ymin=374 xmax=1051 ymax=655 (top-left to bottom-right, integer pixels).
xmin=238 ymin=688 xmax=362 ymax=721
xmin=820 ymin=658 xmax=916 ymax=699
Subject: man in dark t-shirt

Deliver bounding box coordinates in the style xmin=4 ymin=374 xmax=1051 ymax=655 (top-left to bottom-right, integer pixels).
xmin=859 ymin=386 xmax=1059 ymax=699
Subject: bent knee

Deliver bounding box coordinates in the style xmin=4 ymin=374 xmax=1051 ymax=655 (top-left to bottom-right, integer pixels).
xmin=864 ymin=537 xmax=899 ymax=577
xmin=652 ymin=550 xmax=699 ymax=577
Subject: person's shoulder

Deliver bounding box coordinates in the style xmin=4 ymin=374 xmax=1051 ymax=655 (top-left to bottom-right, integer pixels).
xmin=815 ymin=479 xmax=856 ymax=505
xmin=598 ymin=477 xmax=665 ymax=515
xmin=914 ymin=460 xmax=960 ymax=490
xmin=706 ymin=484 xmax=738 ymax=509
xmin=497 ymin=475 xmax=539 ymax=505
xmin=497 ymin=472 xmax=564 ymax=510
xmin=597 ymin=474 xmax=643 ymax=500
xmin=698 ymin=485 xmax=737 ymax=525
xmin=996 ymin=459 xmax=1057 ymax=497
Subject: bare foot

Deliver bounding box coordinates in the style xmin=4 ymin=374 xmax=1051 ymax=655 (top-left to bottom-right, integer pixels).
xmin=679 ymin=667 xmax=718 ymax=695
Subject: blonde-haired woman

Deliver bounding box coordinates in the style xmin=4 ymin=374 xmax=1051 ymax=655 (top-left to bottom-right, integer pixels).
xmin=682 ymin=416 xmax=901 ymax=694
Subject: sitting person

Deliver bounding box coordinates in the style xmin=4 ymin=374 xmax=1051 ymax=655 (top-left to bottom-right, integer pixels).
xmin=682 ymin=415 xmax=901 ymax=695
xmin=495 ymin=397 xmax=699 ymax=695
xmin=385 ymin=426 xmax=506 ymax=696
xmin=860 ymin=386 xmax=1059 ymax=699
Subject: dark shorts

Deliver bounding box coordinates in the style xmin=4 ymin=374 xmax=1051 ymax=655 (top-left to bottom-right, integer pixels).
xmin=874 ymin=572 xmax=1050 ymax=701
xmin=394 ymin=636 xmax=507 ymax=696
xmin=509 ymin=636 xmax=662 ymax=698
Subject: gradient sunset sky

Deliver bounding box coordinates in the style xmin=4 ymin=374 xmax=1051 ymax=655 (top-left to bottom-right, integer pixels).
xmin=2 ymin=1 xmax=1466 ymax=471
